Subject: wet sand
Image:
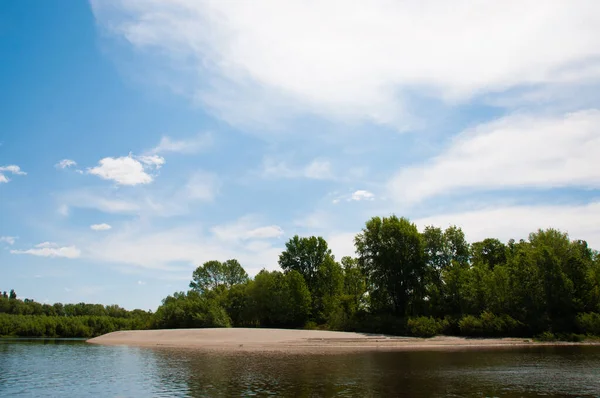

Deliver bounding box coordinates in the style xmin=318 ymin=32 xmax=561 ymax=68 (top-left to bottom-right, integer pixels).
xmin=86 ymin=328 xmax=598 ymax=352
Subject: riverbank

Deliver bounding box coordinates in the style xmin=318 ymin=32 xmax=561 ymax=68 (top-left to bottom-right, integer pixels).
xmin=86 ymin=328 xmax=600 ymax=352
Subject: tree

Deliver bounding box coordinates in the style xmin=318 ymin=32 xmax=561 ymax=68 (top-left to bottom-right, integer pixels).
xmin=313 ymin=255 xmax=344 ymax=324
xmin=355 ymin=215 xmax=426 ymax=317
xmin=278 ymin=235 xmax=332 ymax=292
xmin=471 ymin=238 xmax=507 ymax=269
xmin=9 ymin=289 xmax=16 ymax=300
xmin=190 ymin=259 xmax=249 ymax=294
xmin=250 ymin=269 xmax=311 ymax=328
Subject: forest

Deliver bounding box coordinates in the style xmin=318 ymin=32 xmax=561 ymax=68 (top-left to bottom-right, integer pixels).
xmin=3 ymin=215 xmax=600 ymax=340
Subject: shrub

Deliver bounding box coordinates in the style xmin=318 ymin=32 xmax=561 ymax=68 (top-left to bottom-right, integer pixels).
xmin=459 ymin=312 xmax=523 ymax=337
xmin=576 ymin=312 xmax=600 ymax=336
xmin=407 ymin=316 xmax=449 ymax=337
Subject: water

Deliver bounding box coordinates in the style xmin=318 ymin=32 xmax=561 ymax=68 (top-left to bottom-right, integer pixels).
xmin=1 ymin=339 xmax=600 ymax=397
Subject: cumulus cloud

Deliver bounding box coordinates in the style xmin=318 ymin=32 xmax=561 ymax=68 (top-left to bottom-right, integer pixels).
xmin=92 ymin=0 xmax=600 ymax=129
xmin=148 ymin=133 xmax=213 ymax=154
xmin=11 ymin=242 xmax=81 ymax=259
xmin=87 ymin=155 xmax=163 ymax=185
xmin=90 ymin=223 xmax=112 ymax=231
xmin=56 ymin=159 xmax=77 ymax=169
xmin=0 ymin=236 xmax=17 ymax=245
xmin=0 ymin=165 xmax=26 ymax=183
xmin=389 ymin=109 xmax=600 ymax=204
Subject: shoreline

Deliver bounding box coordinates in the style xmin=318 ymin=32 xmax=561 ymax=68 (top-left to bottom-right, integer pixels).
xmin=86 ymin=328 xmax=600 ymax=353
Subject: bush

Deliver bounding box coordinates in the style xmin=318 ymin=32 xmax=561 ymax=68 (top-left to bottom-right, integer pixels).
xmin=407 ymin=316 xmax=449 ymax=337
xmin=536 ymin=331 xmax=556 ymax=342
xmin=576 ymin=312 xmax=600 ymax=336
xmin=459 ymin=312 xmax=523 ymax=337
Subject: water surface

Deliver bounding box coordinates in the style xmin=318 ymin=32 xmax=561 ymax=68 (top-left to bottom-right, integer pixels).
xmin=1 ymin=339 xmax=599 ymax=397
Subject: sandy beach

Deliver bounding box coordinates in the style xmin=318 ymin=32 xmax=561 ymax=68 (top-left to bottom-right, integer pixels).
xmin=86 ymin=328 xmax=598 ymax=352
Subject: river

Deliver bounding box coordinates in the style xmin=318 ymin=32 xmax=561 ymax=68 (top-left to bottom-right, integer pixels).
xmin=1 ymin=339 xmax=600 ymax=397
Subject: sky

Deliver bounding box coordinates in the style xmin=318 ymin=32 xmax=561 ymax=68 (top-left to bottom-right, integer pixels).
xmin=1 ymin=0 xmax=600 ymax=311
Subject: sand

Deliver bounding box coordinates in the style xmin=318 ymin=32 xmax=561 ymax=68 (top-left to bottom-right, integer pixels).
xmin=86 ymin=328 xmax=598 ymax=352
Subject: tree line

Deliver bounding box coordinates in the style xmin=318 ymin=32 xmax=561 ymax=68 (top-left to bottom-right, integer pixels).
xmin=3 ymin=215 xmax=600 ymax=340
xmin=0 ymin=291 xmax=153 ymax=337
xmin=154 ymin=215 xmax=600 ymax=340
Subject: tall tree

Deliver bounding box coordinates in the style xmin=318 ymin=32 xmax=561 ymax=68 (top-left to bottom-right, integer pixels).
xmin=471 ymin=238 xmax=507 ymax=269
xmin=278 ymin=235 xmax=332 ymax=292
xmin=355 ymin=215 xmax=426 ymax=317
xmin=190 ymin=259 xmax=249 ymax=294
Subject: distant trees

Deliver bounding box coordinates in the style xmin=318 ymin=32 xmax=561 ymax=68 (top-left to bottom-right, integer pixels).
xmin=0 ymin=293 xmax=153 ymax=337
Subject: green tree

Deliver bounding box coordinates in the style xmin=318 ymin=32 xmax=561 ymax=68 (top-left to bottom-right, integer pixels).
xmin=278 ymin=235 xmax=331 ymax=292
xmin=9 ymin=289 xmax=16 ymax=300
xmin=471 ymin=238 xmax=507 ymax=269
xmin=355 ymin=215 xmax=426 ymax=317
xmin=190 ymin=259 xmax=249 ymax=294
xmin=313 ymin=255 xmax=344 ymax=324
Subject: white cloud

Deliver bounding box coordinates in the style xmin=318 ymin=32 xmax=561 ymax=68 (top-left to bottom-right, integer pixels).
xmin=11 ymin=242 xmax=81 ymax=259
xmin=137 ymin=155 xmax=165 ymax=169
xmin=90 ymin=223 xmax=112 ymax=231
xmin=414 ymin=202 xmax=600 ymax=250
xmin=87 ymin=155 xmax=157 ymax=185
xmin=303 ymin=160 xmax=334 ymax=180
xmin=389 ymin=109 xmax=600 ymax=204
xmin=262 ymin=158 xmax=334 ymax=180
xmin=332 ymin=190 xmax=376 ymax=204
xmin=212 ymin=217 xmax=284 ymax=242
xmin=351 ymin=190 xmax=375 ymax=201
xmin=148 ymin=133 xmax=213 ymax=154
xmin=0 ymin=165 xmax=26 ymax=183
xmin=83 ymin=222 xmax=282 ymax=275
xmin=92 ymin=0 xmax=600 ymax=129
xmin=137 ymin=280 xmax=146 ymax=285
xmin=0 ymin=236 xmax=17 ymax=245
xmin=56 ymin=159 xmax=77 ymax=169
xmin=186 ymin=171 xmax=220 ymax=202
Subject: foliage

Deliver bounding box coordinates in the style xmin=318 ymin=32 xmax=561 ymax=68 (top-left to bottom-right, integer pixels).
xmin=4 ymin=216 xmax=600 ymax=341
xmin=407 ymin=316 xmax=449 ymax=337
xmin=190 ymin=259 xmax=249 ymax=294
xmin=355 ymin=216 xmax=426 ymax=317
xmin=576 ymin=312 xmax=600 ymax=336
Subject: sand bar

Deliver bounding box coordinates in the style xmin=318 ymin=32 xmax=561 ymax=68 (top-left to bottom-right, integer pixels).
xmin=86 ymin=328 xmax=600 ymax=352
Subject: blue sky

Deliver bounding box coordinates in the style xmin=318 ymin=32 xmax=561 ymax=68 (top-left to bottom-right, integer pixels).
xmin=1 ymin=1 xmax=600 ymax=310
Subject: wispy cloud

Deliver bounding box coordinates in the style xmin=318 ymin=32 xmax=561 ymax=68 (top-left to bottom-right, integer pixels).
xmin=148 ymin=133 xmax=213 ymax=155
xmin=55 ymin=159 xmax=77 ymax=169
xmin=11 ymin=242 xmax=81 ymax=259
xmin=0 ymin=236 xmax=17 ymax=245
xmin=92 ymin=0 xmax=600 ymax=130
xmin=211 ymin=216 xmax=284 ymax=242
xmin=262 ymin=158 xmax=334 ymax=180
xmin=333 ymin=190 xmax=376 ymax=204
xmin=389 ymin=109 xmax=600 ymax=204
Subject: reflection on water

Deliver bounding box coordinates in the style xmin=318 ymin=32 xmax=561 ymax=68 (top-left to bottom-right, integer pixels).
xmin=1 ymin=339 xmax=599 ymax=397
